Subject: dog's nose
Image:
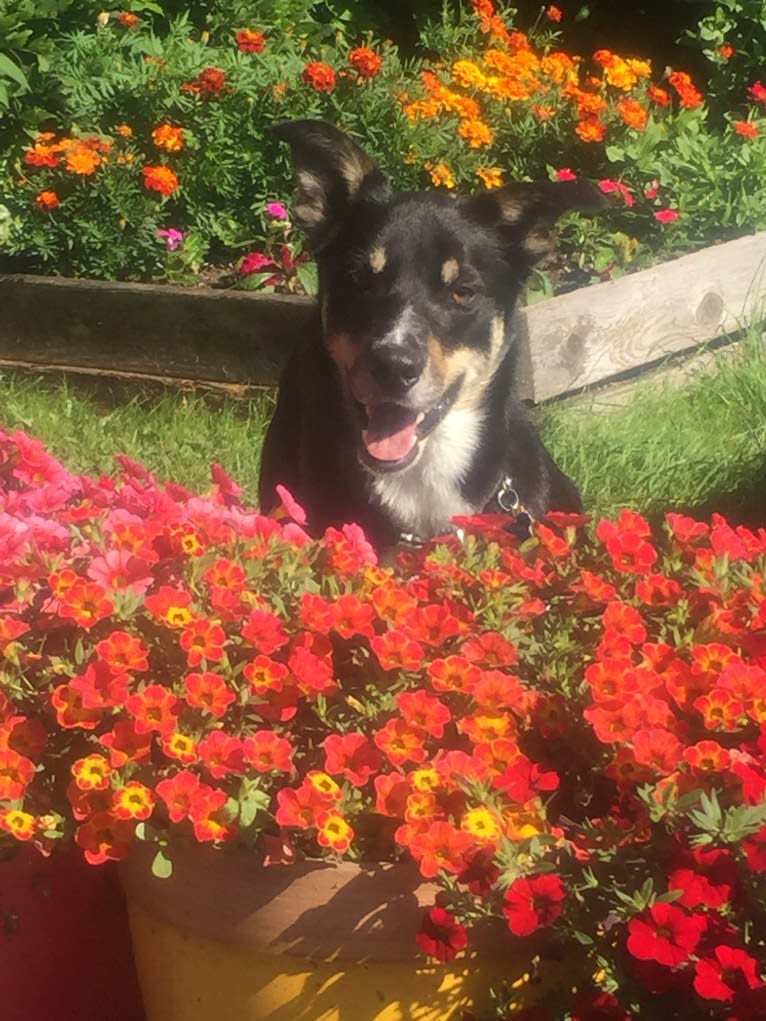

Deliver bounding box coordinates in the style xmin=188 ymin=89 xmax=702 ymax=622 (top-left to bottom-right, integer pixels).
xmin=368 ymin=339 xmax=425 ymax=393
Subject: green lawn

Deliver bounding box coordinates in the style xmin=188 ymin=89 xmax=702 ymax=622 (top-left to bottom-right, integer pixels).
xmin=1 ymin=328 xmax=765 ymax=524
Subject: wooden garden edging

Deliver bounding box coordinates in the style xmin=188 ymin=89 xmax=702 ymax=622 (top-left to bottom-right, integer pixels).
xmin=1 ymin=230 xmax=765 ymax=403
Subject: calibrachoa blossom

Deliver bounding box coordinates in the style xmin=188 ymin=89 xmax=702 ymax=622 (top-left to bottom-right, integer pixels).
xmin=3 ymin=428 xmax=766 ymax=1018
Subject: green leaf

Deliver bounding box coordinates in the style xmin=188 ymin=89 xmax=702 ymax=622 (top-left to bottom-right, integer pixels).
xmin=0 ymin=53 xmax=29 ymax=91
xmin=151 ymin=848 xmax=173 ymax=879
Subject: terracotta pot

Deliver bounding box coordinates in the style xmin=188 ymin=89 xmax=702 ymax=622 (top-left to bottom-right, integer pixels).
xmin=120 ymin=843 xmax=562 ymax=1021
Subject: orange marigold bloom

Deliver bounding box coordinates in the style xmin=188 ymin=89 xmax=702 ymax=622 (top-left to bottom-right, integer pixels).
xmin=427 ymin=162 xmax=455 ymax=189
xmin=603 ymin=57 xmax=638 ymax=91
xmin=477 ymin=166 xmax=503 ymax=189
xmin=648 ymin=85 xmax=670 ymax=106
xmin=668 ymin=70 xmax=703 ymax=109
xmin=718 ymin=43 xmax=734 ymax=59
xmin=152 ymin=123 xmax=185 ymax=153
xmin=575 ymin=117 xmax=607 ymax=143
xmin=532 ymin=104 xmax=555 ymax=122
xmin=733 ymin=119 xmax=759 ymax=138
xmin=545 ymin=5 xmax=562 ymax=21
xmin=541 ymin=51 xmax=577 ymax=84
xmin=35 ymin=190 xmax=60 ymax=212
xmin=348 ymin=46 xmax=382 ymax=79
xmin=452 ymin=59 xmax=487 ymax=90
xmin=142 ymin=164 xmax=179 ymax=196
xmin=617 ymin=98 xmax=649 ymax=131
xmin=117 ymin=12 xmax=141 ymax=28
xmin=301 ymin=62 xmax=336 ymax=93
xmin=114 ymin=123 xmax=133 ymax=137
xmin=235 ymin=29 xmax=266 ymax=54
xmin=458 ymin=118 xmax=493 ymax=148
xmin=63 ymin=144 xmax=101 ymax=175
xmin=25 ymin=142 xmax=59 ymax=168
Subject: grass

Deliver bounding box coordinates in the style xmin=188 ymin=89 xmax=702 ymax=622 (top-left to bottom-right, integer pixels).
xmin=539 ymin=327 xmax=766 ymax=523
xmin=0 ymin=372 xmax=274 ymax=503
xmin=1 ymin=329 xmax=765 ymax=524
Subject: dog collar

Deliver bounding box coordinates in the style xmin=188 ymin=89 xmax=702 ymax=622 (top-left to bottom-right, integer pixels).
xmin=395 ymin=474 xmax=534 ymax=549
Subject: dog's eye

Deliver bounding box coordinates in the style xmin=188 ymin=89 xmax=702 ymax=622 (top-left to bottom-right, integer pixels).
xmin=451 ymin=287 xmax=475 ymax=306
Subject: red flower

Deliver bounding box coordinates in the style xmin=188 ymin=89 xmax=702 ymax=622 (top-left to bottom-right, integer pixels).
xmin=416 ymin=906 xmax=468 ymax=962
xmin=693 ymin=945 xmax=762 ymax=1001
xmin=196 ymin=731 xmax=244 ymax=779
xmin=180 ymin=618 xmax=226 ymax=667
xmin=396 ymin=689 xmax=451 ymax=739
xmin=183 ymin=671 xmax=235 ymax=717
xmin=125 ymin=684 xmax=179 ymax=736
xmin=243 ymin=731 xmax=293 ymax=773
xmin=75 ymin=812 xmax=135 ymax=864
xmin=302 ymin=62 xmax=337 ymax=93
xmin=733 ymin=119 xmax=759 ymax=138
xmin=155 ymin=770 xmax=201 ymax=822
xmin=348 ymin=47 xmax=382 ymax=79
xmin=406 ymin=820 xmax=474 ymax=878
xmin=371 ymin=630 xmax=425 ymax=671
xmin=95 ymin=630 xmax=149 ymax=672
xmin=626 ymin=902 xmax=707 ymax=966
xmin=142 ymin=165 xmax=179 ymax=197
xmin=235 ymin=29 xmax=266 ymax=54
xmin=503 ymin=874 xmax=566 ymax=936
xmin=748 ymin=81 xmax=766 ymax=105
xmin=323 ymin=732 xmax=382 ymax=786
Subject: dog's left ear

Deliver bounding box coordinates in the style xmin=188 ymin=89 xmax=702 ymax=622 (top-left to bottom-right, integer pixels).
xmin=464 ymin=179 xmax=606 ymax=266
xmin=273 ymin=119 xmax=391 ymax=252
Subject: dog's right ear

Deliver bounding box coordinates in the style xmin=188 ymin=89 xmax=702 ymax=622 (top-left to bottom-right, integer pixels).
xmin=273 ymin=119 xmax=391 ymax=252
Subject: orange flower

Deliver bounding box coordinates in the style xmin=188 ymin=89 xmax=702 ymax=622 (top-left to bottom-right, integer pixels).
xmin=114 ymin=123 xmax=133 ymax=137
xmin=348 ymin=47 xmax=382 ymax=79
xmin=63 ymin=144 xmax=101 ymax=175
xmin=545 ymin=5 xmax=562 ymax=21
xmin=427 ymin=162 xmax=455 ymax=188
xmin=142 ymin=164 xmax=179 ymax=196
xmin=718 ymin=43 xmax=734 ymax=59
xmin=647 ymin=85 xmax=670 ymax=107
xmin=0 ymin=808 xmax=36 ymax=841
xmin=575 ymin=117 xmax=607 ymax=143
xmin=617 ymin=98 xmax=649 ymax=131
xmin=301 ymin=62 xmax=336 ymax=93
xmin=35 ymin=190 xmax=60 ymax=212
xmin=531 ymin=104 xmax=556 ymax=122
xmin=668 ymin=71 xmax=703 ymax=109
xmin=452 ymin=59 xmax=487 ymax=89
xmin=117 ymin=12 xmax=141 ymax=28
xmin=24 ymin=142 xmax=59 ymax=168
xmin=402 ymin=99 xmax=443 ymax=123
xmin=235 ymin=29 xmax=266 ymax=54
xmin=152 ymin=123 xmax=185 ymax=152
xmin=476 ymin=166 xmax=503 ymax=189
xmin=733 ymin=120 xmax=759 ymax=138
xmin=458 ymin=118 xmax=493 ymax=148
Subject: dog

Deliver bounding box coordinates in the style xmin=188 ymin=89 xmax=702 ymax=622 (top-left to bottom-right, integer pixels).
xmin=258 ymin=119 xmax=604 ymax=548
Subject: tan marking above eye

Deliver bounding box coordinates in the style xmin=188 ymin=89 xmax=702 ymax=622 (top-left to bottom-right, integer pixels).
xmin=369 ymin=247 xmax=387 ymax=273
xmin=441 ymin=257 xmax=460 ymax=284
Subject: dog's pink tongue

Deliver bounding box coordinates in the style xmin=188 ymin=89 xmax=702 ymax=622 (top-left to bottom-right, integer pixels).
xmin=362 ymin=404 xmax=418 ymax=462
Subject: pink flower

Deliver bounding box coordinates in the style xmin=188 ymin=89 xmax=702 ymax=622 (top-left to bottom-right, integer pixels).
xmin=598 ymin=179 xmax=635 ymax=207
xmin=240 ymin=251 xmax=275 ymax=276
xmin=156 ymin=228 xmax=185 ymax=251
xmin=555 ymin=168 xmax=577 ymax=181
xmin=266 ymin=201 xmax=288 ymax=220
xmin=644 ymin=179 xmax=660 ymax=200
xmin=654 ymin=208 xmax=679 ymax=224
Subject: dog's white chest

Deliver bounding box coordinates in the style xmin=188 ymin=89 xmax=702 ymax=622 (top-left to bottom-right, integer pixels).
xmin=370 ymin=408 xmax=483 ymax=538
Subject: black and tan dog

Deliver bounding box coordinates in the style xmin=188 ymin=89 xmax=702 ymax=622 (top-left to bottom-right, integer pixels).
xmin=259 ymin=119 xmax=603 ymax=548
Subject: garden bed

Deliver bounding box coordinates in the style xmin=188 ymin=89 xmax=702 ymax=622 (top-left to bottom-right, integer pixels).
xmin=2 ymin=230 xmax=765 ymax=403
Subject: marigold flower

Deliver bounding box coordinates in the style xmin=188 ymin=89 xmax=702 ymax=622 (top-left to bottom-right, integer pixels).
xmin=748 ymin=81 xmax=766 ymax=105
xmin=349 ymin=47 xmax=382 ymax=79
xmin=647 ymin=85 xmax=670 ymax=106
xmin=235 ymin=29 xmax=266 ymax=54
xmin=476 ymin=166 xmax=503 ymax=189
xmin=63 ymin=143 xmax=102 ymax=175
xmin=117 ymin=12 xmax=141 ymax=28
xmin=114 ymin=123 xmax=133 ymax=137
xmin=668 ymin=70 xmax=703 ymax=109
xmin=182 ymin=67 xmax=228 ymax=97
xmin=545 ymin=5 xmax=562 ymax=21
xmin=458 ymin=118 xmax=493 ymax=148
xmin=733 ymin=119 xmax=759 ymax=138
xmin=142 ymin=164 xmax=179 ymax=197
xmin=152 ymin=123 xmax=185 ymax=153
xmin=427 ymin=163 xmax=455 ymax=189
xmin=576 ymin=116 xmax=607 ymax=143
xmin=302 ymin=62 xmax=336 ymax=93
xmin=617 ymin=98 xmax=649 ymax=131
xmin=35 ymin=190 xmax=60 ymax=212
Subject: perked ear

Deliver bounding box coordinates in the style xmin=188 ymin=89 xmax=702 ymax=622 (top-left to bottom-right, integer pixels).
xmin=272 ymin=119 xmax=391 ymax=252
xmin=464 ymin=178 xmax=606 ymax=266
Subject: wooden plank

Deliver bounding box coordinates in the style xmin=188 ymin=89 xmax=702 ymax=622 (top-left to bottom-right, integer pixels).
xmin=524 ymin=231 xmax=766 ymax=402
xmin=0 ymin=274 xmax=310 ymax=387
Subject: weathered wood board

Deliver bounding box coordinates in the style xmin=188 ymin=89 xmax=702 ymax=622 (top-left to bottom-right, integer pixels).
xmin=1 ymin=230 xmax=765 ymax=403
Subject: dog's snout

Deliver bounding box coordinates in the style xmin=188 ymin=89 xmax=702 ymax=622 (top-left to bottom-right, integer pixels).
xmin=369 ymin=338 xmax=425 ymax=393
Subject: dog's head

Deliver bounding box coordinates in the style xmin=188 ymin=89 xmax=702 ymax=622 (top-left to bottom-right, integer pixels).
xmin=275 ymin=119 xmax=603 ymax=473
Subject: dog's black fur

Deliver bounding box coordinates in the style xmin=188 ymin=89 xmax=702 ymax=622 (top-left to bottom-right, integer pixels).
xmin=259 ymin=120 xmax=604 ymax=547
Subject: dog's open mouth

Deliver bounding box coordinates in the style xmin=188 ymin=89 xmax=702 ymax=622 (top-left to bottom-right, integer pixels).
xmin=358 ymin=377 xmax=464 ymax=471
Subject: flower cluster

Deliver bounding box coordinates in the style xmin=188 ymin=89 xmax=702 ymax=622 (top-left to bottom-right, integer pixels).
xmin=2 ymin=429 xmax=766 ymax=1017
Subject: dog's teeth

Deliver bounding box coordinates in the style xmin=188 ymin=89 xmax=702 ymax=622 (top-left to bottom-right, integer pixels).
xmin=416 ymin=412 xmax=425 ymax=425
